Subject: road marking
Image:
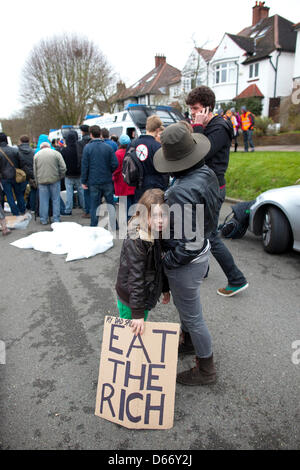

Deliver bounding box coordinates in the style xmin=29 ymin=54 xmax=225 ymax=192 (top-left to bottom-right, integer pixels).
xmin=0 ymin=340 xmax=6 ymax=364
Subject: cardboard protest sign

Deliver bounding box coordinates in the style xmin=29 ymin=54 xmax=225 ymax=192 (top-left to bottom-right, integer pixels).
xmin=95 ymin=316 xmax=180 ymax=429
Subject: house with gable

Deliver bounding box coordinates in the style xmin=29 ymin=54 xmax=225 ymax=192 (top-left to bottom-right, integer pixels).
xmin=293 ymin=22 xmax=300 ymax=84
xmin=182 ymin=2 xmax=297 ymax=119
xmin=181 ymin=47 xmax=216 ymax=94
xmin=111 ymin=55 xmax=182 ymax=112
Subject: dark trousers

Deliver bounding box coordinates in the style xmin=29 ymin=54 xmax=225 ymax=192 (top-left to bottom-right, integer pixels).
xmin=243 ymin=130 xmax=254 ymax=151
xmin=1 ymin=179 xmax=26 ymax=215
xmin=89 ymin=182 xmax=117 ymax=229
xmin=27 ymin=187 xmax=37 ymax=211
xmin=126 ymin=194 xmax=135 ymax=221
xmin=0 ymin=203 xmax=5 ymax=220
xmin=83 ymin=188 xmax=90 ymax=214
xmin=133 ymin=187 xmax=145 ymax=204
xmin=209 ymin=187 xmax=247 ymax=287
xmin=233 ymin=136 xmax=238 ymax=152
xmin=0 ymin=185 xmax=5 ymax=209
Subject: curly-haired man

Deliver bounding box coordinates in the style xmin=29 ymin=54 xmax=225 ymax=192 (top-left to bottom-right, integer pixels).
xmin=186 ymin=86 xmax=248 ymax=298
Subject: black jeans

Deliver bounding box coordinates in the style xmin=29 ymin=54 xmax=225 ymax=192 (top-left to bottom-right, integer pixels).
xmin=209 ymin=187 xmax=247 ymax=287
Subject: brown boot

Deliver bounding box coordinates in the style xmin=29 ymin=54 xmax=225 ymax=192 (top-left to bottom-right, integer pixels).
xmin=176 ymin=355 xmax=216 ymax=385
xmin=178 ymin=330 xmax=195 ymax=356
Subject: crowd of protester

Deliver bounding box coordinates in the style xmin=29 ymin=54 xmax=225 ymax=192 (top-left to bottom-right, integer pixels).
xmin=0 ymin=85 xmax=250 ymax=386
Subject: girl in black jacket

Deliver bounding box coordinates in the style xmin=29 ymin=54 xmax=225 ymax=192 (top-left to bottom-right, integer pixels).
xmin=115 ymin=189 xmax=170 ymax=336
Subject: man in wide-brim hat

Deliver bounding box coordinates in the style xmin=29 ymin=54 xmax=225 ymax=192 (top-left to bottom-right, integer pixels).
xmin=153 ymin=122 xmax=221 ymax=385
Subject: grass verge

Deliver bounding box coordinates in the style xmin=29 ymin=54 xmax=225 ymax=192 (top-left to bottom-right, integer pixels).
xmin=226 ymin=151 xmax=300 ymax=200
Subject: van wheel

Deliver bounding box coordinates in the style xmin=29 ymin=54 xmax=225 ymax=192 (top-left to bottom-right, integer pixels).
xmin=262 ymin=206 xmax=291 ymax=254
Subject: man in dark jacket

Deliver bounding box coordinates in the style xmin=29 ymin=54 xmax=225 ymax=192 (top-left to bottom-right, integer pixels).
xmin=154 ymin=122 xmax=220 ymax=386
xmin=0 ymin=133 xmax=26 ymax=215
xmin=81 ymin=125 xmax=118 ymax=228
xmin=101 ymin=128 xmax=118 ymax=152
xmin=132 ymin=115 xmax=168 ymax=202
xmin=186 ymin=86 xmax=248 ymax=297
xmin=61 ymin=130 xmax=84 ymax=215
xmin=77 ymin=124 xmax=91 ymax=218
xmin=18 ymin=135 xmax=36 ymax=211
xmin=18 ymin=135 xmax=35 ymax=179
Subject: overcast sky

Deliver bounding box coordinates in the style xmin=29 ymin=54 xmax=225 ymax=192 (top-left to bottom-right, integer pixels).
xmin=1 ymin=0 xmax=299 ymax=119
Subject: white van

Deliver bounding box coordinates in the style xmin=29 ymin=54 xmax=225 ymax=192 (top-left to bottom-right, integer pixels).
xmin=82 ymin=104 xmax=184 ymax=138
xmin=48 ymin=125 xmax=81 ymax=143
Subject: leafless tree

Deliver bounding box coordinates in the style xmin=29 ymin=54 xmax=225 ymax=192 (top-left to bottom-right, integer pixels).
xmin=21 ymin=34 xmax=116 ymax=126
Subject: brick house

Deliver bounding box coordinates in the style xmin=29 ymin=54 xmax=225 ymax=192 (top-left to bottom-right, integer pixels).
xmin=111 ymin=55 xmax=182 ymax=112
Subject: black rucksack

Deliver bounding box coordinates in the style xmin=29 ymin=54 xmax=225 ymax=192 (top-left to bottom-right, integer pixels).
xmin=122 ymin=146 xmax=144 ymax=188
xmin=219 ymin=200 xmax=255 ymax=239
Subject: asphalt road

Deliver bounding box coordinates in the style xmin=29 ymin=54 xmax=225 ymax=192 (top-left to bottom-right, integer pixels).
xmin=0 ymin=203 xmax=299 ymax=450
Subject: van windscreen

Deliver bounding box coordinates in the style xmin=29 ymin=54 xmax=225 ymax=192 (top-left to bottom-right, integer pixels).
xmin=128 ymin=109 xmax=148 ymax=130
xmin=128 ymin=106 xmax=184 ymax=130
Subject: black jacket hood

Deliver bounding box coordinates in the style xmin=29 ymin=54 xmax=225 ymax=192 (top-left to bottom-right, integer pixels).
xmin=18 ymin=143 xmax=33 ymax=155
xmin=65 ymin=130 xmax=78 ymax=146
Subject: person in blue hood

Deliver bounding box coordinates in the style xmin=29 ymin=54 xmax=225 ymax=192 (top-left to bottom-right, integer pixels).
xmin=35 ymin=135 xmax=54 ymax=154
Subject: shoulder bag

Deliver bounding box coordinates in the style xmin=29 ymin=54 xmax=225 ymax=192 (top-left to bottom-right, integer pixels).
xmin=0 ymin=148 xmax=26 ymax=183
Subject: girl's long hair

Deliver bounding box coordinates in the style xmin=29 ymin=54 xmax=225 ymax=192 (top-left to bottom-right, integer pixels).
xmin=128 ymin=188 xmax=165 ymax=235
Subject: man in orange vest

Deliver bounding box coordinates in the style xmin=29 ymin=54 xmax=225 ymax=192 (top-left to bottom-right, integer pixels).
xmin=240 ymin=106 xmax=255 ymax=152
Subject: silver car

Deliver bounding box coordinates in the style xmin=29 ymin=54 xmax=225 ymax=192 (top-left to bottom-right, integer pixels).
xmin=249 ymin=185 xmax=300 ymax=254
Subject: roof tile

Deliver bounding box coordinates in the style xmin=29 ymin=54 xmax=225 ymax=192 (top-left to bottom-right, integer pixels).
xmin=112 ymin=62 xmax=181 ymax=102
xmin=235 ymin=83 xmax=264 ymax=99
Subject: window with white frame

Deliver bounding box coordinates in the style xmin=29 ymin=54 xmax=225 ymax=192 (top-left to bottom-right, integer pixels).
xmin=249 ymin=63 xmax=259 ymax=79
xmin=182 ymin=77 xmax=191 ymax=92
xmin=191 ymin=75 xmax=203 ymax=89
xmin=213 ymin=62 xmax=236 ymax=84
xmin=171 ymin=85 xmax=181 ymax=98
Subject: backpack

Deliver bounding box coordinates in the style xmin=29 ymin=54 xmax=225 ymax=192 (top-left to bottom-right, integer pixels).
xmin=219 ymin=200 xmax=255 ymax=239
xmin=122 ymin=146 xmax=144 ymax=188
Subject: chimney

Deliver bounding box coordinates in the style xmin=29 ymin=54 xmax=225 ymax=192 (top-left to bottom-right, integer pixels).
xmin=252 ymin=1 xmax=270 ymax=26
xmin=116 ymin=81 xmax=126 ymax=93
xmin=155 ymin=54 xmax=166 ymax=68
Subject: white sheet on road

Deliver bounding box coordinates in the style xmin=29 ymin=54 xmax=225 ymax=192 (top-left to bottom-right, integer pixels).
xmin=10 ymin=222 xmax=114 ymax=262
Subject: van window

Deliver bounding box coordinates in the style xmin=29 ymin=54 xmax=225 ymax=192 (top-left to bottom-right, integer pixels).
xmin=155 ymin=110 xmax=175 ymax=125
xmin=170 ymin=110 xmax=184 ymax=121
xmin=127 ymin=127 xmax=136 ymax=139
xmin=109 ymin=126 xmax=123 ymax=137
xmin=128 ymin=106 xmax=183 ymax=131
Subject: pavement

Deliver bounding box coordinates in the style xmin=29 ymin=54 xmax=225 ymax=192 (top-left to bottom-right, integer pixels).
xmin=231 ymin=145 xmax=300 ymax=152
xmin=0 ymin=205 xmax=300 ymax=450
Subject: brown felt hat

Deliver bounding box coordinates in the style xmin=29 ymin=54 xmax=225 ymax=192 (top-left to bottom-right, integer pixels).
xmin=153 ymin=122 xmax=211 ymax=173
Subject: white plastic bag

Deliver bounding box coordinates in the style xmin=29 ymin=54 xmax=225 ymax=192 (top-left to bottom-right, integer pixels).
xmin=11 ymin=222 xmax=114 ymax=261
